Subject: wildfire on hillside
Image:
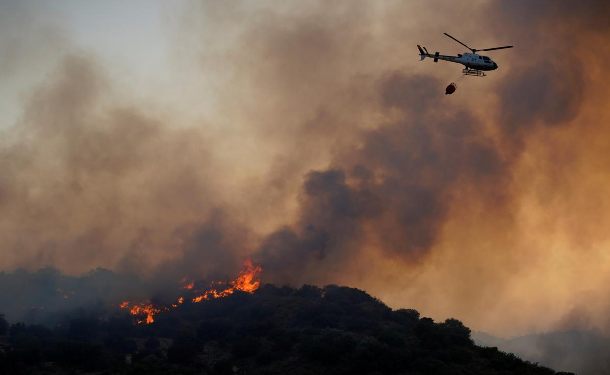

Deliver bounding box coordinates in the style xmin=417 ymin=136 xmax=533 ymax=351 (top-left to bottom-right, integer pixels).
xmin=120 ymin=258 xmax=262 ymax=324
xmin=191 ymin=258 xmax=262 ymax=302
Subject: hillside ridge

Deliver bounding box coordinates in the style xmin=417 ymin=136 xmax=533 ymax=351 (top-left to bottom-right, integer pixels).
xmin=0 ymin=283 xmax=577 ymax=375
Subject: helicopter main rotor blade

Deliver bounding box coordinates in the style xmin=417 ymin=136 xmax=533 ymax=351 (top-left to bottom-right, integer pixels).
xmin=478 ymin=45 xmax=513 ymax=52
xmin=444 ymin=33 xmax=473 ymax=52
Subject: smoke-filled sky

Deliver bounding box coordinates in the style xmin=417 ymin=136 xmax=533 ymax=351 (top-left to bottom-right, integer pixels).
xmin=2 ymin=0 xmax=610 ymax=337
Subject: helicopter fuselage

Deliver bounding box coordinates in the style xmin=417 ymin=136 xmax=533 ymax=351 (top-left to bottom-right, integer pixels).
xmin=430 ymin=52 xmax=498 ymax=71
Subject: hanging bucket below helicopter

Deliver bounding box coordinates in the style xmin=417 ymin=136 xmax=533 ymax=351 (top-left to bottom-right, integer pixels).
xmin=445 ymin=82 xmax=457 ymax=95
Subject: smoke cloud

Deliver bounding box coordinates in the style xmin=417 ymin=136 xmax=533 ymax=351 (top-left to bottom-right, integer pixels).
xmin=1 ymin=0 xmax=610 ymax=338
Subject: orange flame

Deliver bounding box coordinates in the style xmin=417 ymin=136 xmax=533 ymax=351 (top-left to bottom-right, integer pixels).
xmin=180 ymin=279 xmax=195 ymax=290
xmin=232 ymin=258 xmax=262 ymax=293
xmin=191 ymin=259 xmax=262 ymax=302
xmin=120 ymin=258 xmax=262 ymax=324
xmin=120 ymin=301 xmax=168 ymax=324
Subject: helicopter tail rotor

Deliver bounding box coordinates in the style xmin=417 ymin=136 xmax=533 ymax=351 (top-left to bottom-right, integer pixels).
xmin=417 ymin=45 xmax=427 ymax=60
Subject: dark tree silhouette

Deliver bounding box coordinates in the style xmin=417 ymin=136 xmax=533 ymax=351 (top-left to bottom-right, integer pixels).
xmin=0 ymin=313 xmax=8 ymax=335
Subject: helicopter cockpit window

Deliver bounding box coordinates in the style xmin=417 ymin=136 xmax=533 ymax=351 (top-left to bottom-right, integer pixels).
xmin=483 ymin=56 xmax=490 ymax=61
xmin=478 ymin=56 xmax=482 ymax=59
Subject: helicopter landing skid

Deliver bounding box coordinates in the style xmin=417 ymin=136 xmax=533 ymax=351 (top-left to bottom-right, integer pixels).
xmin=462 ymin=68 xmax=486 ymax=77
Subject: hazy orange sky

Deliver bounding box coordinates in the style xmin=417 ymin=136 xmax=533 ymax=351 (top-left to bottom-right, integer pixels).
xmin=2 ymin=0 xmax=610 ymax=337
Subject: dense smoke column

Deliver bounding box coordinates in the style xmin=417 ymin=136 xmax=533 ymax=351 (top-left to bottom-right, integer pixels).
xmin=1 ymin=0 xmax=610 ymax=338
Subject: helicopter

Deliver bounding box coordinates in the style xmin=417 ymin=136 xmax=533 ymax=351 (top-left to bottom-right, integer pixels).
xmin=417 ymin=33 xmax=513 ymax=78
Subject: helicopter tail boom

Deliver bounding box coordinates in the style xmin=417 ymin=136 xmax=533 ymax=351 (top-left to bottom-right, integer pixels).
xmin=418 ymin=45 xmax=459 ymax=64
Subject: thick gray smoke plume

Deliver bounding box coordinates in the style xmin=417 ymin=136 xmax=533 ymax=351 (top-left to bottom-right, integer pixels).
xmin=257 ymin=73 xmax=506 ymax=285
xmin=1 ymin=0 xmax=610 ymax=341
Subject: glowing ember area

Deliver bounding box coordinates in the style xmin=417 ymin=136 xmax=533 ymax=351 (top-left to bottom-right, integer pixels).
xmin=56 ymin=288 xmax=74 ymax=299
xmin=120 ymin=301 xmax=169 ymax=324
xmin=182 ymin=280 xmax=194 ymax=289
xmin=120 ymin=259 xmax=262 ymax=324
xmin=172 ymin=296 xmax=185 ymax=308
xmin=192 ymin=286 xmax=227 ymax=302
xmin=180 ymin=277 xmax=195 ymax=289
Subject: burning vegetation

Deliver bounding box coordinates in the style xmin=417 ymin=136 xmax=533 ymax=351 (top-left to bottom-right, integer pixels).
xmin=191 ymin=259 xmax=262 ymax=303
xmin=119 ymin=301 xmax=168 ymax=325
xmin=120 ymin=259 xmax=262 ymax=324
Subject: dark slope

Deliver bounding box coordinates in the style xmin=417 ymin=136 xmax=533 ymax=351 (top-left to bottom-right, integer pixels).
xmin=0 ymin=284 xmax=576 ymax=375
